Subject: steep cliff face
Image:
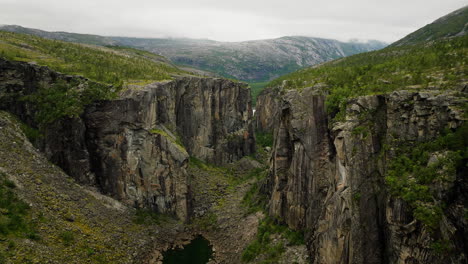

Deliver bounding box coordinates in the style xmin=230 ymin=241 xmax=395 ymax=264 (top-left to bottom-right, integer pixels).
xmin=0 ymin=58 xmax=255 ymax=221
xmin=254 ymin=87 xmax=282 ymax=133
xmin=258 ymin=87 xmax=467 ymax=263
xmin=0 ymin=110 xmax=184 ymax=263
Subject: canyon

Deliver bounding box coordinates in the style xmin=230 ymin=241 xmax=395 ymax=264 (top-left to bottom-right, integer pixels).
xmin=0 ymin=5 xmax=467 ymax=264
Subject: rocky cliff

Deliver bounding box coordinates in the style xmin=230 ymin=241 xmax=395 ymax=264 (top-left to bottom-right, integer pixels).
xmin=257 ymin=86 xmax=467 ymax=263
xmin=0 ymin=110 xmax=187 ymax=263
xmin=254 ymin=86 xmax=282 ymax=133
xmin=0 ymin=58 xmax=255 ymax=221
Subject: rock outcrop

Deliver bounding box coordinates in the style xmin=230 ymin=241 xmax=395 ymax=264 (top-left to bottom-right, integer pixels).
xmin=254 ymin=86 xmax=282 ymax=133
xmin=0 ymin=58 xmax=255 ymax=220
xmin=258 ymin=86 xmax=467 ymax=263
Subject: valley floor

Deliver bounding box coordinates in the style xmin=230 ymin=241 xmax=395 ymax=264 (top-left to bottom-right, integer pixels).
xmin=0 ymin=110 xmax=308 ymax=264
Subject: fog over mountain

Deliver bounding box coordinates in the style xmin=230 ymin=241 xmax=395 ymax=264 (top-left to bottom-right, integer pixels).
xmin=1 ymin=0 xmax=466 ymax=42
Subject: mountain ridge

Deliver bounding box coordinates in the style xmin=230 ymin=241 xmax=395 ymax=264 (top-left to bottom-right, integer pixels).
xmin=392 ymin=5 xmax=468 ymax=46
xmin=0 ymin=25 xmax=387 ymax=82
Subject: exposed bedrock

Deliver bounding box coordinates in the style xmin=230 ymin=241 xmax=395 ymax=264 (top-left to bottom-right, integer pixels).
xmin=257 ymin=85 xmax=467 ymax=263
xmin=0 ymin=58 xmax=255 ymax=220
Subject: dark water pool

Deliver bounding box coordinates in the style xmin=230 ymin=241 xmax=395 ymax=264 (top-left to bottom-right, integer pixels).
xmin=162 ymin=235 xmax=213 ymax=264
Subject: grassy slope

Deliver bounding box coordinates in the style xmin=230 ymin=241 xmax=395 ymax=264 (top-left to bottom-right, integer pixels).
xmin=0 ymin=26 xmax=387 ymax=83
xmin=267 ymin=35 xmax=468 ymax=113
xmin=0 ymin=111 xmax=186 ymax=263
xmin=392 ymin=5 xmax=468 ymax=46
xmin=0 ymin=31 xmax=187 ymax=86
xmin=249 ymin=82 xmax=269 ymax=106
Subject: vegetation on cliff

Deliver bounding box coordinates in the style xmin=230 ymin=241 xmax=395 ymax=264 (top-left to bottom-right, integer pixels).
xmin=0 ymin=31 xmax=185 ymax=86
xmin=385 ymin=123 xmax=468 ymax=230
xmin=267 ymin=35 xmax=467 ymax=115
xmin=21 ymin=79 xmax=117 ymax=125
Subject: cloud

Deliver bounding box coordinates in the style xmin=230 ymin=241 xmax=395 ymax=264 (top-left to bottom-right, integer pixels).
xmin=0 ymin=0 xmax=466 ymax=42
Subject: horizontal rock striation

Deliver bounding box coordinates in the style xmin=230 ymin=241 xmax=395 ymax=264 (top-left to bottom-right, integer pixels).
xmin=258 ymin=86 xmax=467 ymax=263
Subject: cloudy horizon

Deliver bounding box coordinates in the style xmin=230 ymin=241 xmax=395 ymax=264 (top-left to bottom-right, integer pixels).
xmin=0 ymin=0 xmax=466 ymax=43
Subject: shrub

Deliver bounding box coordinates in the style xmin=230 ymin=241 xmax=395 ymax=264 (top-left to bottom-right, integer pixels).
xmin=241 ymin=216 xmax=304 ymax=263
xmin=22 ymin=80 xmax=117 ymax=125
xmin=256 ymin=132 xmax=273 ymax=148
xmin=385 ymin=123 xmax=467 ymax=230
xmin=59 ymin=231 xmax=75 ymax=246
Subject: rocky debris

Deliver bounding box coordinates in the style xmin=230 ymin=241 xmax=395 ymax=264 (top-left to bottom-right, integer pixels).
xmin=278 ymin=243 xmax=309 ymax=264
xmin=259 ymin=87 xmax=467 ymax=263
xmin=187 ymin=160 xmax=267 ymax=264
xmin=234 ymin=157 xmax=263 ymax=173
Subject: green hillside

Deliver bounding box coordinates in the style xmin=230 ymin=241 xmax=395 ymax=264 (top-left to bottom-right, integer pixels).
xmin=0 ymin=26 xmax=387 ymax=83
xmin=392 ymin=5 xmax=468 ymax=46
xmin=0 ymin=31 xmax=186 ymax=86
xmin=267 ymin=35 xmax=468 ymax=115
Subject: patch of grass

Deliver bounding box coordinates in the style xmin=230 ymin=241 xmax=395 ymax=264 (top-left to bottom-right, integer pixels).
xmin=59 ymin=231 xmax=75 ymax=246
xmin=0 ymin=31 xmax=185 ymax=85
xmin=241 ymin=216 xmax=304 ymax=263
xmin=133 ymin=208 xmax=172 ymax=225
xmin=0 ymin=172 xmax=35 ymax=238
xmin=150 ymin=128 xmax=186 ymax=151
xmin=242 ymin=169 xmax=269 ymax=214
xmin=19 ymin=122 xmax=42 ymax=144
xmin=189 ymin=156 xmax=231 ymax=175
xmin=191 ymin=212 xmax=218 ymax=230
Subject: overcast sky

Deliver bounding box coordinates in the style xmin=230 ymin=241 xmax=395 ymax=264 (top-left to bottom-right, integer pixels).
xmin=0 ymin=0 xmax=466 ymax=43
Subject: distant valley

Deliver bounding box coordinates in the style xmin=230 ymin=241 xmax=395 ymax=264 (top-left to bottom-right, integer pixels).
xmin=0 ymin=25 xmax=387 ymax=83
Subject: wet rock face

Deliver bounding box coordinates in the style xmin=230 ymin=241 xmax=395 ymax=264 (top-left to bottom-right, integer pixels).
xmin=260 ymin=86 xmax=467 ymax=263
xmin=0 ymin=59 xmax=255 ymax=220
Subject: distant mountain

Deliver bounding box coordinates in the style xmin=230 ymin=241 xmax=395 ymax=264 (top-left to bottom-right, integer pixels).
xmin=392 ymin=5 xmax=468 ymax=46
xmin=0 ymin=25 xmax=118 ymax=46
xmin=112 ymin=36 xmax=387 ymax=82
xmin=0 ymin=25 xmax=387 ymax=82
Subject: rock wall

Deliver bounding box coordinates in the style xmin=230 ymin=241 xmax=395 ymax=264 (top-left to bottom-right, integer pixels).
xmin=0 ymin=58 xmax=255 ymax=220
xmin=255 ymin=87 xmax=282 ymax=133
xmin=259 ymin=86 xmax=467 ymax=263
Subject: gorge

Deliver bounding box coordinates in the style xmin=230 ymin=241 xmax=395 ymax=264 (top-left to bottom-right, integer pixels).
xmin=0 ymin=4 xmax=467 ymax=264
